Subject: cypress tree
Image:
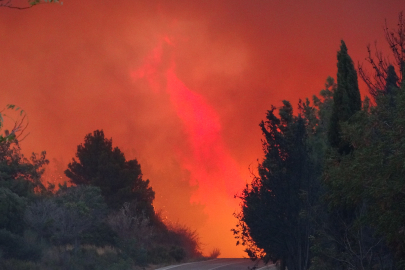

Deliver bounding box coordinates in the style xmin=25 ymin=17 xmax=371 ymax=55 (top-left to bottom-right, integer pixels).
xmin=328 ymin=40 xmax=361 ymax=152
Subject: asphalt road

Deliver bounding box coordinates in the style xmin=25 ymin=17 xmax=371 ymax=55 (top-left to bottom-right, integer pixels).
xmin=156 ymin=258 xmax=275 ymax=270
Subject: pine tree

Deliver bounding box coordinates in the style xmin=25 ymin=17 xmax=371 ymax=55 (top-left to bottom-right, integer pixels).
xmin=65 ymin=130 xmax=155 ymax=216
xmin=328 ymin=40 xmax=361 ymax=152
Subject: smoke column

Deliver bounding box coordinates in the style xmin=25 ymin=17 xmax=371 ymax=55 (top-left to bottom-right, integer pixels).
xmin=132 ymin=37 xmax=245 ymax=256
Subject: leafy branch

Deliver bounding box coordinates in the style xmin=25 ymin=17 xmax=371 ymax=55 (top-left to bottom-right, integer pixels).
xmin=0 ymin=0 xmax=62 ymax=10
xmin=0 ymin=104 xmax=29 ymax=143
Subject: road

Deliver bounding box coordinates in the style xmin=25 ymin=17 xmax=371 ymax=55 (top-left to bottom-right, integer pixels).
xmin=156 ymin=258 xmax=275 ymax=270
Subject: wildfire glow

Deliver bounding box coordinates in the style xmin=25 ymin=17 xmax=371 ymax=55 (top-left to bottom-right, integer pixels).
xmin=2 ymin=0 xmax=403 ymax=259
xmin=132 ymin=38 xmax=245 ymax=257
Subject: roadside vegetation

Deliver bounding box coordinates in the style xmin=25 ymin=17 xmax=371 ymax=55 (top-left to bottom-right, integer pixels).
xmin=208 ymin=248 xmax=221 ymax=259
xmin=0 ymin=127 xmax=203 ymax=269
xmin=234 ymin=12 xmax=405 ymax=270
xmin=0 ymin=2 xmax=206 ymax=269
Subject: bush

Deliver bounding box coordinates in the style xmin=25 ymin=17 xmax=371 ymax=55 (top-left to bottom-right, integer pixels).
xmin=25 ymin=185 xmax=108 ymax=247
xmin=107 ymin=202 xmax=153 ymax=247
xmin=147 ymin=245 xmax=172 ymax=264
xmin=164 ymin=222 xmax=202 ymax=259
xmin=40 ymin=245 xmax=134 ymax=270
xmin=209 ymin=248 xmax=221 ymax=259
xmin=117 ymin=238 xmax=147 ymax=266
xmin=169 ymin=246 xmax=186 ymax=262
xmin=0 ymin=187 xmax=27 ymax=234
xmin=0 ymin=259 xmax=41 ymax=270
xmin=0 ymin=229 xmax=42 ymax=261
xmin=80 ymin=222 xmax=117 ymax=247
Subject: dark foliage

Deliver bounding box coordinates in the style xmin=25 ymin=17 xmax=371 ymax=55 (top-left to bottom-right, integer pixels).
xmin=0 ymin=142 xmax=48 ymax=197
xmin=234 ymin=101 xmax=318 ymax=270
xmin=0 ymin=229 xmax=41 ymax=261
xmin=323 ymin=83 xmax=405 ymax=266
xmin=385 ymin=65 xmax=400 ymax=94
xmin=358 ymin=12 xmax=405 ymax=98
xmin=80 ymin=222 xmax=117 ymax=247
xmin=65 ymin=130 xmax=155 ymax=216
xmin=328 ymin=40 xmax=361 ymax=153
xmin=25 ymin=185 xmax=108 ymax=248
xmin=0 ymin=187 xmax=26 ymax=234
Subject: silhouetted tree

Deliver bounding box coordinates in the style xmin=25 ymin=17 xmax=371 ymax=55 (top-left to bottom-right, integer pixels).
xmin=65 ymin=130 xmax=155 ymax=216
xmin=385 ymin=65 xmax=400 ymax=94
xmin=321 ymin=78 xmax=405 ymax=267
xmin=358 ymin=12 xmax=405 ymax=97
xmin=0 ymin=105 xmax=46 ymax=197
xmin=234 ymin=101 xmax=317 ymax=270
xmin=0 ymin=107 xmax=50 ymax=264
xmin=0 ymin=142 xmax=48 ymax=197
xmin=328 ymin=40 xmax=361 ymax=153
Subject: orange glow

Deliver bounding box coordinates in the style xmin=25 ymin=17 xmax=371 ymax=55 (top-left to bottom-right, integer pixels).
xmin=132 ymin=38 xmax=245 ymax=256
xmin=0 ymin=0 xmax=404 ymax=258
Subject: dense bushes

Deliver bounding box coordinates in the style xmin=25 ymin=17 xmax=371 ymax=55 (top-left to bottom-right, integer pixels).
xmin=0 ymin=129 xmax=202 ymax=269
xmin=0 ymin=187 xmax=27 ymax=234
xmin=0 ymin=229 xmax=41 ymax=261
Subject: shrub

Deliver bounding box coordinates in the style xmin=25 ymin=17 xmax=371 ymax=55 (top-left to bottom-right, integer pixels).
xmin=165 ymin=222 xmax=202 ymax=259
xmin=116 ymin=238 xmax=147 ymax=266
xmin=169 ymin=246 xmax=186 ymax=262
xmin=147 ymin=245 xmax=172 ymax=264
xmin=209 ymin=248 xmax=221 ymax=259
xmin=40 ymin=245 xmax=133 ymax=270
xmin=0 ymin=187 xmax=27 ymax=234
xmin=0 ymin=259 xmax=41 ymax=270
xmin=25 ymin=185 xmax=108 ymax=247
xmin=80 ymin=222 xmax=117 ymax=247
xmin=0 ymin=229 xmax=42 ymax=261
xmin=107 ymin=202 xmax=153 ymax=247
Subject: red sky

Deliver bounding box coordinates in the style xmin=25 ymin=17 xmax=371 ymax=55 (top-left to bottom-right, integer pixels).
xmin=0 ymin=0 xmax=403 ymax=257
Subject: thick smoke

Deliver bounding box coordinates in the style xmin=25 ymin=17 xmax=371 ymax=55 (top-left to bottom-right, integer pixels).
xmin=0 ymin=0 xmax=402 ymax=257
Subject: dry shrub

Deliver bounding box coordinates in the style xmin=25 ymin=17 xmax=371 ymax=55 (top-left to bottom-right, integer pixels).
xmin=107 ymin=202 xmax=154 ymax=247
xmin=94 ymin=245 xmax=117 ymax=256
xmin=209 ymin=248 xmax=221 ymax=258
xmin=165 ymin=222 xmax=202 ymax=259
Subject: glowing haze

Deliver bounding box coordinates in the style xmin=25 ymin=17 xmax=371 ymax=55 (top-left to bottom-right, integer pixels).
xmin=0 ymin=0 xmax=403 ymax=257
xmin=132 ymin=38 xmax=245 ymax=255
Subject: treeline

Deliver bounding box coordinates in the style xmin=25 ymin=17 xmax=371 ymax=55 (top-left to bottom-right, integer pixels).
xmin=234 ymin=13 xmax=405 ymax=270
xmin=0 ymin=129 xmax=202 ymax=270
